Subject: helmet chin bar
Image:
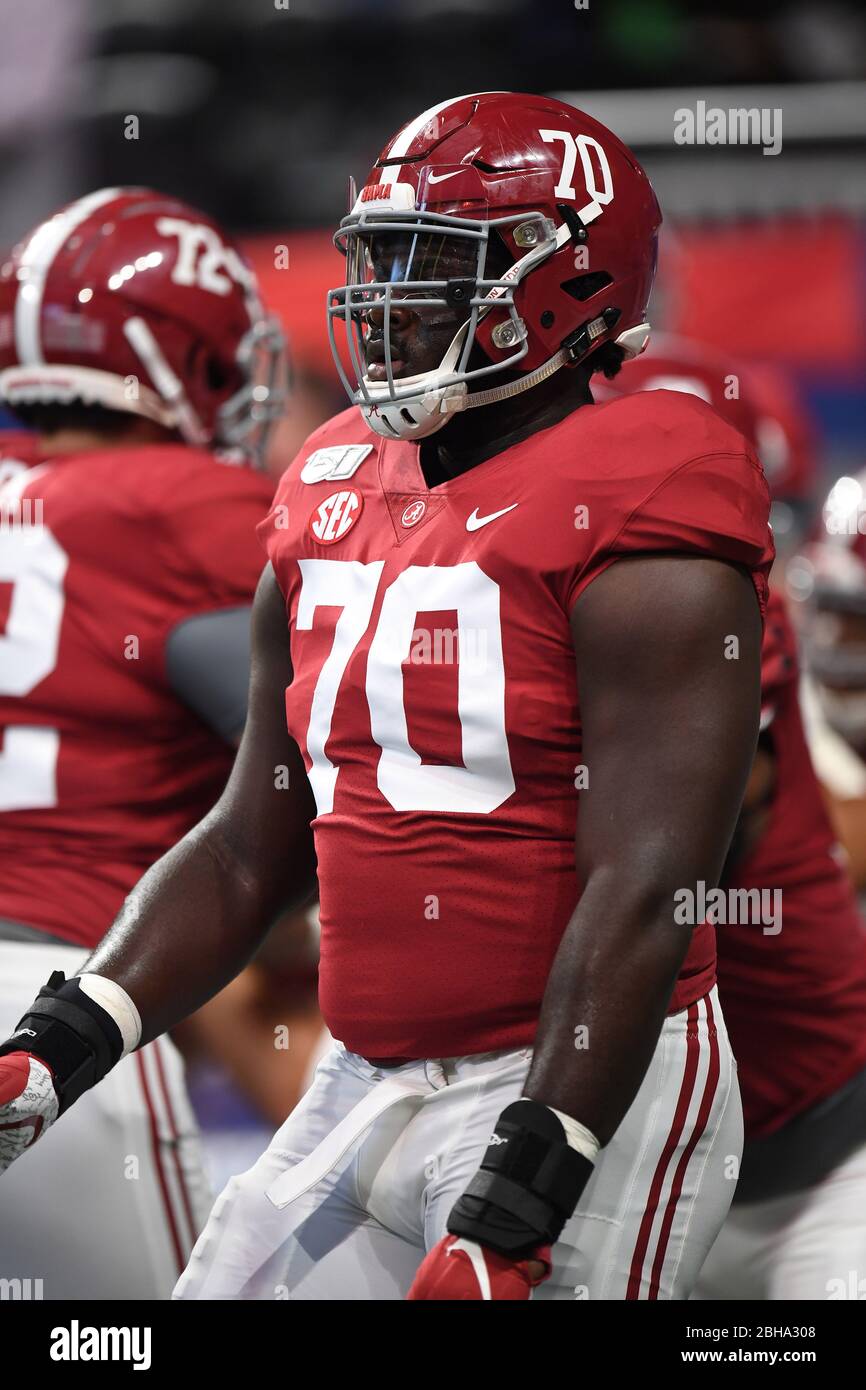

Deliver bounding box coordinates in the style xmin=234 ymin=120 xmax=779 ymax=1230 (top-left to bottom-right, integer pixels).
xmin=356 ymin=317 xmax=651 ymax=442
xmin=329 ymin=204 xmax=650 ymax=442
xmin=358 ymin=318 xmax=472 ymax=441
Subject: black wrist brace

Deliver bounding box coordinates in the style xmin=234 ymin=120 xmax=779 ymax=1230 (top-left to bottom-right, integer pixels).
xmin=0 ymin=972 xmax=124 ymax=1113
xmin=447 ymin=1099 xmax=594 ymax=1258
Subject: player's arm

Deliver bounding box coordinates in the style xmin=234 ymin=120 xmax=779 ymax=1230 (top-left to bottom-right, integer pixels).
xmin=526 ymin=553 xmax=760 ymax=1132
xmin=0 ymin=564 xmax=316 ymax=1167
xmin=409 ymin=553 xmax=762 ymax=1300
xmin=85 ymin=563 xmax=316 ymax=1035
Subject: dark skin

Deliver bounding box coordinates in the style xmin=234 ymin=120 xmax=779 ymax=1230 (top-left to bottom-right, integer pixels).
xmin=86 ymin=564 xmax=317 ymax=1036
xmin=83 ymin=255 xmax=763 ymax=1270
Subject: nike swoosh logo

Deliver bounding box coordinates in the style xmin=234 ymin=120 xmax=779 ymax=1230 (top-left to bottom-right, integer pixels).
xmin=427 ymin=170 xmax=463 ymax=185
xmin=466 ymin=503 xmax=519 ymax=532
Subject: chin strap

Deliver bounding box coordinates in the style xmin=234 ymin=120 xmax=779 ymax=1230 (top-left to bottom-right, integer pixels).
xmin=457 ymin=314 xmax=648 ymax=415
xmin=458 ymin=347 xmax=569 ymax=412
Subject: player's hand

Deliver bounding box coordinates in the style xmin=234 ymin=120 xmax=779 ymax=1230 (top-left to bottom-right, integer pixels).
xmin=407 ymin=1235 xmax=551 ymax=1300
xmin=414 ymin=1099 xmax=594 ymax=1300
xmin=0 ymin=1051 xmax=59 ymax=1174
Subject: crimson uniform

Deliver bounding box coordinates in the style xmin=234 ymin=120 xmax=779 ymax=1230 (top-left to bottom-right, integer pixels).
xmin=176 ymin=385 xmax=773 ymax=1302
xmin=609 ymin=337 xmax=866 ymax=1298
xmin=0 ymin=440 xmax=273 ymax=1298
xmin=696 ymin=589 xmax=866 ymax=1299
xmin=0 ymin=184 xmax=286 ymax=1301
xmin=0 ymin=441 xmax=273 ymax=945
xmin=0 ymin=101 xmax=775 ymax=1302
xmin=259 ymin=390 xmax=771 ymax=1059
xmin=719 ymin=590 xmax=866 ymax=1139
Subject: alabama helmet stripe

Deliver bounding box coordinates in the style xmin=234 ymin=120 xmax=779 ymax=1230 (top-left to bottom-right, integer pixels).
xmin=13 ymin=186 xmax=123 ymax=366
xmin=381 ymin=91 xmax=509 ymax=183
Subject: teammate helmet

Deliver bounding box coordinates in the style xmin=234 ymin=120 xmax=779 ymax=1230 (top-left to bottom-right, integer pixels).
xmin=597 ymin=333 xmax=820 ymax=558
xmin=0 ymin=187 xmax=287 ymax=464
xmin=743 ymin=362 xmax=817 ymax=551
xmin=595 ymin=332 xmax=762 ymax=445
xmin=790 ymin=473 xmax=866 ymax=746
xmin=328 ymin=91 xmax=662 ymax=441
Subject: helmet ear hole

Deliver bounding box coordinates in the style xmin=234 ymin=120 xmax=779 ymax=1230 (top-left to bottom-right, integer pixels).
xmin=560 ymin=272 xmax=613 ymax=302
xmin=205 ymin=354 xmax=231 ymax=392
xmin=187 ymin=343 xmax=236 ymax=398
xmin=485 ymin=229 xmax=514 ymax=279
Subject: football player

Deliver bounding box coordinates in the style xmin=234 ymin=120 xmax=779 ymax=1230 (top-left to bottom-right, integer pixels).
xmin=607 ymin=340 xmax=866 ymax=1298
xmin=0 ymin=188 xmax=286 ymax=1298
xmin=790 ymin=490 xmax=866 ymax=893
xmin=0 ymin=96 xmax=772 ymax=1301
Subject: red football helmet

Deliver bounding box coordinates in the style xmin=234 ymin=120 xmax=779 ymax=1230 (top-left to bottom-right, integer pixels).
xmin=790 ymin=473 xmax=866 ymax=746
xmin=744 ymin=361 xmax=817 ymax=509
xmin=328 ymin=91 xmax=661 ymax=440
xmin=594 ymin=332 xmax=762 ymax=445
xmin=0 ymin=187 xmax=287 ymax=464
xmin=600 ymin=333 xmax=818 ymax=554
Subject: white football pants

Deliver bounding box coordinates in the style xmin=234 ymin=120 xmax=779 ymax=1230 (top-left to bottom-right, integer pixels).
xmin=0 ymin=941 xmax=212 ymax=1300
xmin=695 ymin=1139 xmax=866 ymax=1300
xmin=175 ymin=987 xmax=741 ymax=1301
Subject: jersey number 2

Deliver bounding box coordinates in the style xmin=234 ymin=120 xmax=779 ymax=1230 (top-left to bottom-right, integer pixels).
xmin=0 ymin=469 xmax=67 ymax=810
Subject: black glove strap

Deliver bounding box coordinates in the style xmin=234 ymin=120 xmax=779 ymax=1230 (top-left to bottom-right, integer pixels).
xmin=0 ymin=972 xmax=124 ymax=1113
xmin=447 ymin=1099 xmax=594 ymax=1258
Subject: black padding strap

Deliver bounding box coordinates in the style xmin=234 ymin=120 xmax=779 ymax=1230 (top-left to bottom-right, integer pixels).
xmin=447 ymin=1099 xmax=594 ymax=1258
xmin=460 ymin=1170 xmax=558 ymax=1235
xmin=0 ymin=972 xmax=124 ymax=1113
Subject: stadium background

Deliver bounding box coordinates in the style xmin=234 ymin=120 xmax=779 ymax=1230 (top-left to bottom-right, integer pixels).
xmin=0 ymin=0 xmax=864 ymax=1188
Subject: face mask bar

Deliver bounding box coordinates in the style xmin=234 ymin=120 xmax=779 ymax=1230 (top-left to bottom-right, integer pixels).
xmin=328 ymin=207 xmax=561 ymax=413
xmin=217 ymin=315 xmax=289 ymax=468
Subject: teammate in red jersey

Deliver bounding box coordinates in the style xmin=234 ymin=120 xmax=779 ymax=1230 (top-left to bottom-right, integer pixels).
xmin=0 ymin=188 xmax=286 ymax=1297
xmin=608 ymin=338 xmax=866 ymax=1298
xmin=1 ymin=97 xmax=772 ymax=1301
xmin=792 ymin=480 xmax=866 ymax=891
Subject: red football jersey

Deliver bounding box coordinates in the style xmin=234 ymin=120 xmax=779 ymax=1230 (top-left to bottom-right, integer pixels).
xmin=259 ymin=390 xmax=773 ymax=1059
xmin=718 ymin=589 xmax=866 ymax=1137
xmin=0 ymin=440 xmax=273 ymax=946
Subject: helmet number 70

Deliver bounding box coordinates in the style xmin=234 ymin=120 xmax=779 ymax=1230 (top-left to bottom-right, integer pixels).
xmin=539 ymin=130 xmax=614 ymax=225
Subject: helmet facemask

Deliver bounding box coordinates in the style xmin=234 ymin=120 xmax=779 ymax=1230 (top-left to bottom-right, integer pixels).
xmin=215 ymin=315 xmax=289 ymax=468
xmin=329 ymin=200 xmax=564 ymax=441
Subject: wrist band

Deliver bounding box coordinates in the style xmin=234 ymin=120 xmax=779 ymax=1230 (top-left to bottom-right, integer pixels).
xmin=77 ymin=974 xmax=142 ymax=1056
xmin=546 ymin=1105 xmax=601 ymax=1163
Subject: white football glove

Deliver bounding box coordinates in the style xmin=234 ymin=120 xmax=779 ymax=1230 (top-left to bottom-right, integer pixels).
xmin=0 ymin=1052 xmax=60 ymax=1174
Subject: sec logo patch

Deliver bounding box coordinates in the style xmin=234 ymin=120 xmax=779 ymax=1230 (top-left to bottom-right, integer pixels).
xmin=309 ymin=488 xmax=363 ymax=545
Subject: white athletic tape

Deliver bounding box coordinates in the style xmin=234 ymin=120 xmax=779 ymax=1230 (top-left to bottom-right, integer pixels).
xmin=77 ymin=973 xmax=142 ymax=1056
